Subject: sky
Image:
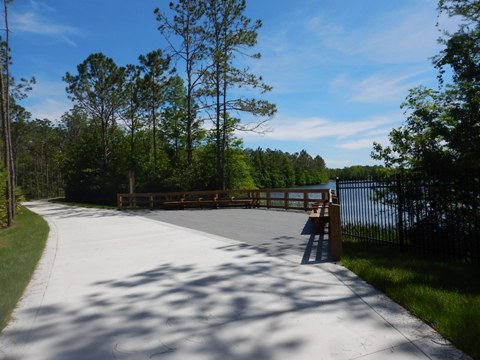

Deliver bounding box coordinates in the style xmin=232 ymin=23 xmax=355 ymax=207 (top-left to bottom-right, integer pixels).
xmin=6 ymin=0 xmax=451 ymax=168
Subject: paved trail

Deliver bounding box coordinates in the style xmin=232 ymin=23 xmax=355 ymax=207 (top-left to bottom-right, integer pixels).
xmin=0 ymin=202 xmax=469 ymax=359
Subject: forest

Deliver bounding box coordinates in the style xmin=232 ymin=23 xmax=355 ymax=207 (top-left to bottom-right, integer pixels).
xmin=12 ymin=112 xmax=333 ymax=204
xmin=0 ymin=0 xmax=381 ymax=224
xmin=0 ymin=0 xmax=476 ymax=225
xmin=1 ymin=0 xmax=362 ymax=213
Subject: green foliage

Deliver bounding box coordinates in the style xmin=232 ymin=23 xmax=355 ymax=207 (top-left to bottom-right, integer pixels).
xmin=64 ymin=53 xmax=126 ymax=174
xmin=370 ymin=0 xmax=480 ymax=262
xmin=13 ymin=115 xmax=65 ymax=200
xmin=138 ymin=49 xmax=171 ymax=168
xmin=226 ymin=148 xmax=256 ymax=189
xmin=373 ymin=0 xmax=480 ymax=176
xmin=14 ymin=2 xmax=337 ymax=203
xmin=329 ymin=165 xmax=384 ymax=179
xmin=246 ymin=148 xmax=328 ymax=188
xmin=197 ymin=0 xmax=276 ymax=188
xmin=155 ymin=0 xmax=207 ymax=165
xmin=0 ymin=164 xmax=23 ymax=227
xmin=63 ymin=121 xmax=130 ymax=205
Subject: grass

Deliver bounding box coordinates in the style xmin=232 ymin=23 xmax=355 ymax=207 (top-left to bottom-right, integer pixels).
xmin=0 ymin=207 xmax=49 ymax=332
xmin=342 ymin=239 xmax=480 ymax=360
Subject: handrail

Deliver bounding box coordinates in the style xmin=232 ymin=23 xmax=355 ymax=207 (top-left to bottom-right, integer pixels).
xmin=117 ymin=188 xmax=336 ymax=211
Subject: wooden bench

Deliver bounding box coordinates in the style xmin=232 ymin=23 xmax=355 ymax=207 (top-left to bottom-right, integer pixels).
xmin=163 ymin=194 xmax=255 ymax=209
xmin=215 ymin=195 xmax=255 ymax=208
xmin=164 ymin=195 xmax=215 ymax=209
xmin=309 ymin=201 xmax=330 ymax=233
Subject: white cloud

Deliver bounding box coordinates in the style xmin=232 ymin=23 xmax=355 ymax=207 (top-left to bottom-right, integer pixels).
xmin=306 ymin=1 xmax=441 ymax=65
xmin=354 ymin=13 xmax=439 ymax=64
xmin=336 ymin=133 xmax=390 ymax=150
xmin=242 ymin=114 xmax=398 ymax=142
xmin=335 ymin=138 xmax=375 ymax=150
xmin=26 ymin=98 xmax=70 ymax=121
xmin=324 ymin=157 xmax=357 ymax=168
xmin=332 ymin=69 xmax=429 ymax=104
xmin=11 ymin=2 xmax=84 ymax=46
xmin=255 ymin=2 xmax=442 ymax=101
xmin=22 ymin=77 xmax=72 ymax=121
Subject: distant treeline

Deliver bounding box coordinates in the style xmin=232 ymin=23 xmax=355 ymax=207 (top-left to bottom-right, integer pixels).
xmin=328 ymin=165 xmax=384 ymax=180
xmin=245 ymin=148 xmax=329 ymax=188
xmin=10 ymin=115 xmax=375 ymax=204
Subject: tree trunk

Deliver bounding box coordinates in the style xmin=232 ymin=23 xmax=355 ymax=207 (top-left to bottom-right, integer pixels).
xmin=0 ymin=0 xmax=14 ymax=225
xmin=101 ymin=114 xmax=109 ymax=173
xmin=186 ymin=82 xmax=193 ymax=165
xmin=215 ymin=61 xmax=222 ymax=190
xmin=152 ymin=86 xmax=157 ymax=168
xmin=222 ymin=68 xmax=227 ymax=190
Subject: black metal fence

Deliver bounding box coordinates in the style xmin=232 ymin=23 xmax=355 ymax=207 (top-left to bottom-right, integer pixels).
xmin=336 ymin=174 xmax=480 ymax=262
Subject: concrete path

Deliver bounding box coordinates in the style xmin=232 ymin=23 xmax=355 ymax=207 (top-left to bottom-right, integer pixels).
xmin=0 ymin=201 xmax=470 ymax=360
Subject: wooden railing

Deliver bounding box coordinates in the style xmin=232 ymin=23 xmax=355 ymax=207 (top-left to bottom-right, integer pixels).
xmin=117 ymin=188 xmax=337 ymax=211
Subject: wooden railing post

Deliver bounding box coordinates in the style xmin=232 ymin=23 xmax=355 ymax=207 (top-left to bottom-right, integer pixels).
xmin=329 ymin=203 xmax=342 ymax=261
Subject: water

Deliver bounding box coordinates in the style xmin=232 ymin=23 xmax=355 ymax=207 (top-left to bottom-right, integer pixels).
xmin=295 ymin=180 xmax=398 ymax=226
xmin=290 ymin=180 xmax=337 ymax=191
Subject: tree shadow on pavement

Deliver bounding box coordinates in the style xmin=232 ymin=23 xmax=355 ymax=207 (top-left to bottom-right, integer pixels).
xmin=3 ymin=204 xmax=459 ymax=359
xmin=25 ymin=201 xmax=133 ymax=220
xmin=1 ymin=242 xmax=436 ymax=360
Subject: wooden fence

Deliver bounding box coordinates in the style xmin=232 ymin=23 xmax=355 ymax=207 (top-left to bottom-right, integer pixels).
xmin=117 ymin=188 xmax=336 ymax=211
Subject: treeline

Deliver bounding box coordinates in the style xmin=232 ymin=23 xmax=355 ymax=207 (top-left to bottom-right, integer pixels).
xmin=12 ymin=112 xmax=333 ymax=203
xmin=246 ymin=148 xmax=328 ymax=188
xmin=2 ymin=0 xmax=375 ymax=210
xmin=328 ymin=165 xmax=384 ymax=179
xmin=10 ymin=107 xmax=382 ymax=204
xmin=6 ymin=57 xmax=372 ymax=206
xmin=52 ymin=0 xmax=279 ymax=204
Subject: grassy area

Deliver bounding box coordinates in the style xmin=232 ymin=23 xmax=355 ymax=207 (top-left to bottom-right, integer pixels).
xmin=0 ymin=207 xmax=49 ymax=332
xmin=342 ymin=239 xmax=480 ymax=360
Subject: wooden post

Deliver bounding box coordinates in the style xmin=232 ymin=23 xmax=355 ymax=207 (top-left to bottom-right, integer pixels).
xmin=128 ymin=170 xmax=135 ymax=194
xmin=254 ymin=190 xmax=260 ymax=207
xmin=329 ymin=203 xmax=342 ymax=261
xmin=117 ymin=194 xmax=123 ymax=209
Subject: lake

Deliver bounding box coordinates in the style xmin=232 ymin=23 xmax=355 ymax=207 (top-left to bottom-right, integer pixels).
xmin=292 ymin=180 xmax=398 ymax=227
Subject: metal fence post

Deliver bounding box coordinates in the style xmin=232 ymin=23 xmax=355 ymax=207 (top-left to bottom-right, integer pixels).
xmin=330 ymin=203 xmax=342 ymax=261
xmin=396 ymin=174 xmax=405 ymax=250
xmin=335 ymin=177 xmax=340 ymax=204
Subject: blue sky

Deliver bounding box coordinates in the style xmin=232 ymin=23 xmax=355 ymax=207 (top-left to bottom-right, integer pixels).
xmin=7 ymin=0 xmax=449 ymax=167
